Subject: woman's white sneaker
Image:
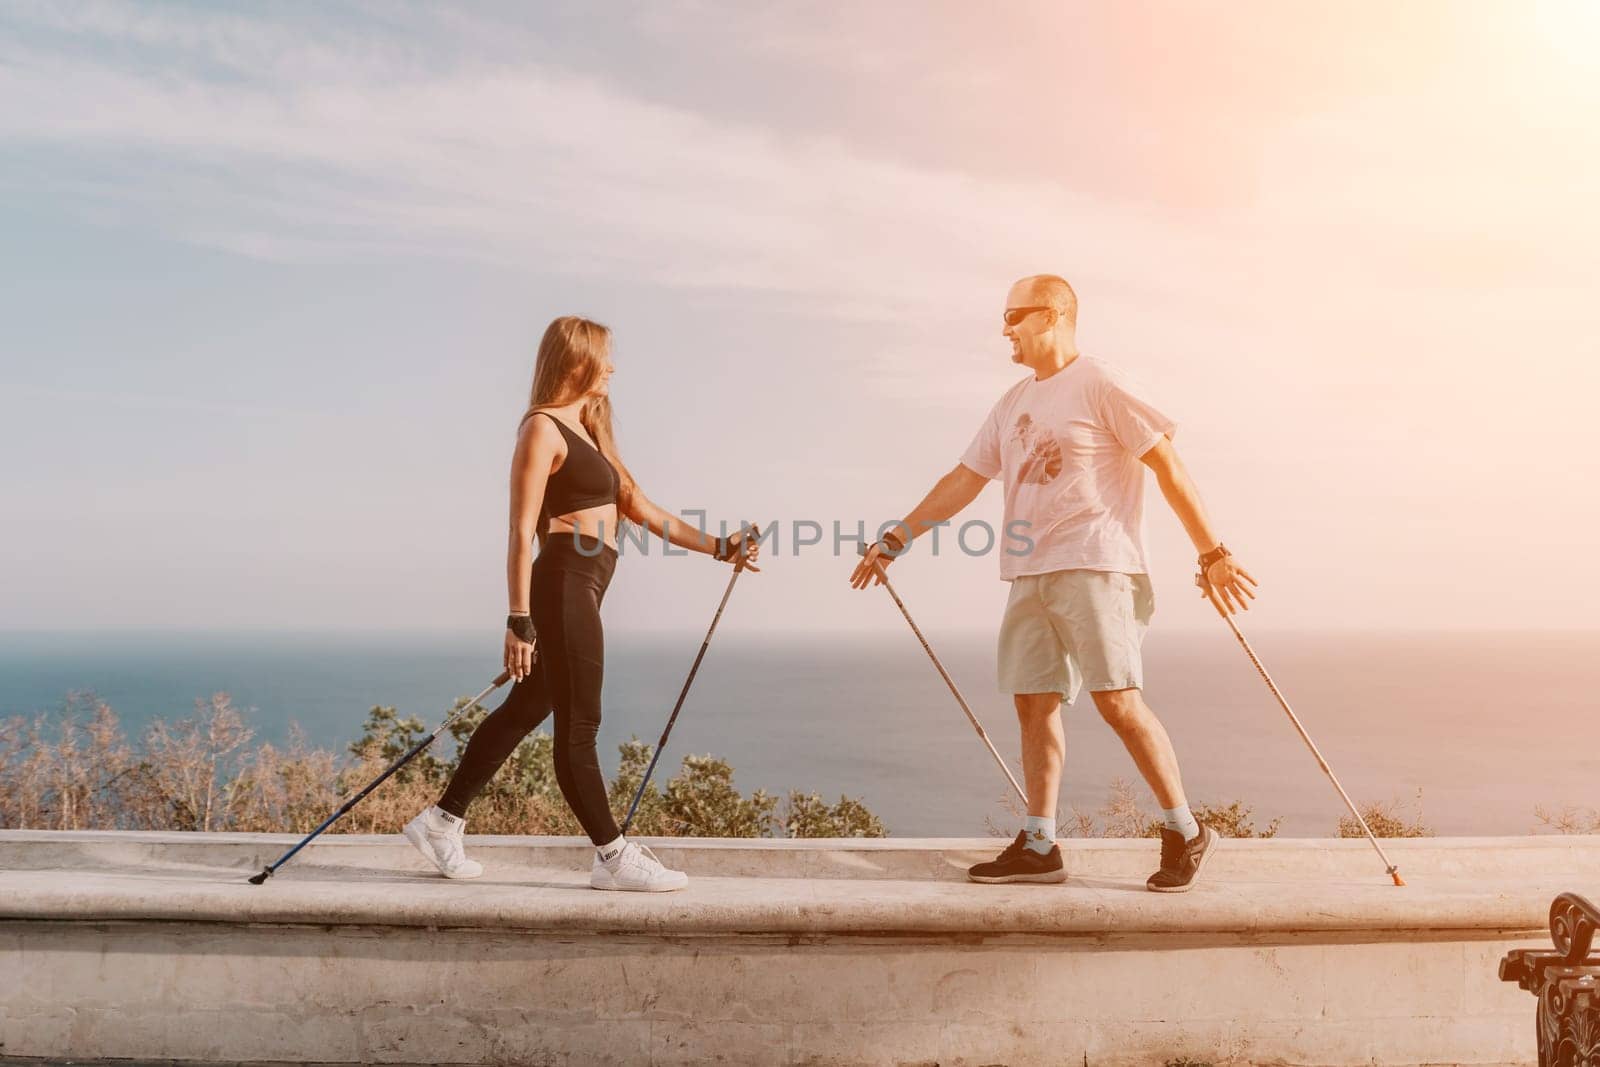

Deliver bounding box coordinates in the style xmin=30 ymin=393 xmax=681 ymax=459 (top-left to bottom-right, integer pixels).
xmin=590 ymin=841 xmax=688 ymax=892
xmin=402 ymin=805 xmax=483 ymax=879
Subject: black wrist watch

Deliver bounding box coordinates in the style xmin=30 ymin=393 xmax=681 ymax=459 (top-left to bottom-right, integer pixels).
xmin=506 ymin=615 xmax=536 ymax=643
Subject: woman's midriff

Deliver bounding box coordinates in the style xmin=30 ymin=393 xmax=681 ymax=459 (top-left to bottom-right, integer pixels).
xmin=546 ymin=502 xmax=620 ymax=549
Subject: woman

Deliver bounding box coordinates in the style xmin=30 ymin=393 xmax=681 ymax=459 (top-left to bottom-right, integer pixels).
xmin=403 ymin=315 xmax=758 ymax=892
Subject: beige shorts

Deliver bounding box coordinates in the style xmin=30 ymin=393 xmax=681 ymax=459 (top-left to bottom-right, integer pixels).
xmin=997 ymin=569 xmax=1155 ymax=704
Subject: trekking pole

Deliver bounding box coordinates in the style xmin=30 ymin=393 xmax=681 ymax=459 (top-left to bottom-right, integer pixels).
xmin=858 ymin=543 xmax=1028 ymax=807
xmin=248 ymin=669 xmax=513 ymax=884
xmin=621 ymin=525 xmax=758 ymax=833
xmin=1196 ymin=571 xmax=1404 ymax=886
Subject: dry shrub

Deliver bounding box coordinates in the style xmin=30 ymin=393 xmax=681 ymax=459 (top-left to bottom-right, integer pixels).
xmin=332 ymin=702 xmax=583 ymax=835
xmin=1338 ymin=789 xmax=1433 ymax=838
xmin=0 ymin=693 xmax=136 ymax=829
xmin=0 ymin=713 xmax=53 ymax=829
xmin=127 ymin=693 xmax=256 ymax=831
xmin=991 ymin=777 xmax=1281 ymax=839
xmin=780 ymin=792 xmax=887 ymax=838
xmin=1072 ymin=778 xmax=1160 ymax=838
xmin=229 ymin=725 xmax=341 ymax=834
xmin=0 ymin=690 xmax=883 ymax=837
xmin=1533 ymin=804 xmax=1600 ymax=834
xmin=1187 ymin=800 xmax=1282 ymax=840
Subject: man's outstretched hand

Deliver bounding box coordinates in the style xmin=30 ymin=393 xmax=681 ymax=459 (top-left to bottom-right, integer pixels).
xmin=849 ymin=541 xmax=895 ymax=589
xmin=1200 ymin=555 xmax=1258 ymax=614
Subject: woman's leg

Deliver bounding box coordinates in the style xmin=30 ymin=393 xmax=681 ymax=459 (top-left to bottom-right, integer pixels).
xmin=435 ymin=667 xmax=553 ymax=819
xmin=537 ymin=568 xmax=621 ymax=846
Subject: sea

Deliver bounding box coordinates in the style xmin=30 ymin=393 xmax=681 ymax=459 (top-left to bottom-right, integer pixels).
xmin=2 ymin=628 xmax=1596 ymax=837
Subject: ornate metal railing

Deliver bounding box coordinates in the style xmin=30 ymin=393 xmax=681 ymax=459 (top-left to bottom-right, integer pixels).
xmin=1501 ymin=892 xmax=1600 ymax=1066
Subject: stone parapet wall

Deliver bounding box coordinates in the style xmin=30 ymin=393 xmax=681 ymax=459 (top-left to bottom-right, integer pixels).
xmin=3 ymin=832 xmax=1596 ymax=1065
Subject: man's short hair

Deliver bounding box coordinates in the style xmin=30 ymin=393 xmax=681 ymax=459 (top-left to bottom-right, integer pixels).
xmin=1023 ymin=274 xmax=1078 ymax=326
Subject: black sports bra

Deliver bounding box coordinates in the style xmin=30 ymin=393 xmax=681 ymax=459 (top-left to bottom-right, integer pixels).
xmin=529 ymin=410 xmax=620 ymax=517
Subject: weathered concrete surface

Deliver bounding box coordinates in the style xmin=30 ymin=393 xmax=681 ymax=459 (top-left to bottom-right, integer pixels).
xmin=2 ymin=832 xmax=1596 ymax=1066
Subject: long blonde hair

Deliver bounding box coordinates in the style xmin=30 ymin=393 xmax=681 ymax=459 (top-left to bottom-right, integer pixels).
xmin=518 ymin=315 xmax=636 ymax=513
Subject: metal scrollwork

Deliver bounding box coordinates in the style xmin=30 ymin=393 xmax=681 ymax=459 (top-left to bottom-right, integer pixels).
xmin=1502 ymin=893 xmax=1600 ymax=1066
xmin=1554 ymin=894 xmax=1599 ymax=962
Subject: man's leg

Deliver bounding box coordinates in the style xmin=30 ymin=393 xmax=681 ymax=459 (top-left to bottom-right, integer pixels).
xmin=1093 ymin=686 xmax=1217 ymax=891
xmin=966 ymin=689 xmax=1069 ymax=884
xmin=966 ymin=579 xmax=1072 ymax=884
xmin=1016 ymin=691 xmax=1065 ymax=819
xmin=1043 ymin=570 xmax=1216 ymax=890
xmin=1090 ymin=687 xmax=1186 ymax=811
xmin=997 ymin=575 xmax=1077 ymax=856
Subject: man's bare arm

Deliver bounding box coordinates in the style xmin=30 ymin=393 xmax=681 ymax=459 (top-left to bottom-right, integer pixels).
xmin=1141 ymin=436 xmax=1257 ymax=612
xmin=848 ymin=464 xmax=987 ymax=589
xmin=900 ymin=463 xmax=989 ymax=540
xmin=1139 ymin=437 xmax=1220 ymax=554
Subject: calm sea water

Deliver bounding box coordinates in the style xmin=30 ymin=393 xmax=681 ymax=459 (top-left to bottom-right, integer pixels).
xmin=2 ymin=628 xmax=1596 ymax=836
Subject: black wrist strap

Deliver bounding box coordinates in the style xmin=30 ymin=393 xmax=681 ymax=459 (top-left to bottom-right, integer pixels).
xmin=506 ymin=615 xmax=536 ymax=643
xmin=714 ymin=523 xmax=760 ymax=563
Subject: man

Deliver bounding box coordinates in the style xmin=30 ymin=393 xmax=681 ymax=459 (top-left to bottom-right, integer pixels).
xmin=849 ymin=274 xmax=1256 ymax=892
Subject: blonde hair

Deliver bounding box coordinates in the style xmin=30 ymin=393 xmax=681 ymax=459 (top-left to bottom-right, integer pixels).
xmin=518 ymin=315 xmax=637 ymax=513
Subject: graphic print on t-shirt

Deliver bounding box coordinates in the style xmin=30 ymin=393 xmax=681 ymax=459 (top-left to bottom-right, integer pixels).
xmin=1011 ymin=413 xmax=1063 ymax=484
xmin=958 ymin=355 xmax=1177 ymax=579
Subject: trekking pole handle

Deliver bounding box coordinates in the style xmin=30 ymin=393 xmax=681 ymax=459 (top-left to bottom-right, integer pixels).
xmin=730 ymin=522 xmax=760 ymax=572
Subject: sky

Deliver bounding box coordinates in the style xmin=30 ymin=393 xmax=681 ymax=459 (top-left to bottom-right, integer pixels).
xmin=1 ymin=1 xmax=1597 ymax=637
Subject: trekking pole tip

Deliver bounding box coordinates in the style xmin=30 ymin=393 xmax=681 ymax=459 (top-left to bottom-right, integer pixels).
xmin=1389 ymin=868 xmax=1405 ymax=887
xmin=247 ymin=866 xmax=272 ymax=885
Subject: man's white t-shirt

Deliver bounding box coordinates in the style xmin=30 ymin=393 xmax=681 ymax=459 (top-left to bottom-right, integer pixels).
xmin=960 ymin=355 xmax=1176 ymax=581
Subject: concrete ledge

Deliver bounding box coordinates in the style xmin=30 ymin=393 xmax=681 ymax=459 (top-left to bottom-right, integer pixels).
xmin=7 ymin=828 xmax=1594 ymax=880
xmin=1 ymin=830 xmax=1592 ymax=938
xmin=3 ymin=831 xmax=1595 ymax=1065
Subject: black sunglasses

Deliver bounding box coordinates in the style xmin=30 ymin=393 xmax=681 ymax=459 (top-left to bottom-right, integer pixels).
xmin=1003 ymin=306 xmax=1053 ymax=327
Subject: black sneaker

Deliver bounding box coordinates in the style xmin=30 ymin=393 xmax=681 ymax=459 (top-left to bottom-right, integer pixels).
xmin=1146 ymin=822 xmax=1218 ymax=893
xmin=967 ymin=830 xmax=1068 ymax=884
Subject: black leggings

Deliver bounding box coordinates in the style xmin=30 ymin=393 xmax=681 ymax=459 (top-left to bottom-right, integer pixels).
xmin=437 ymin=532 xmax=620 ymax=845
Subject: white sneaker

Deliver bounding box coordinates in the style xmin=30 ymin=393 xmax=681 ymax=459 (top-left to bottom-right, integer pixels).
xmin=589 ymin=841 xmax=688 ymax=892
xmin=402 ymin=805 xmax=483 ymax=879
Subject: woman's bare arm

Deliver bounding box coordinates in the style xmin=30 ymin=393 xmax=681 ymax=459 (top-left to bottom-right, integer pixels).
xmin=507 ymin=418 xmax=562 ymax=609
xmin=622 ymin=488 xmax=759 ymax=568
xmin=624 ymin=489 xmax=720 ymax=554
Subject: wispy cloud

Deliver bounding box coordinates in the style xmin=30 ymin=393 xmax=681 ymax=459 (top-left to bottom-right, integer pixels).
xmin=7 ymin=2 xmax=1597 ymax=421
xmin=4 ymin=2 xmax=1599 ymax=632
xmin=0 ymin=380 xmax=331 ymax=420
xmin=0 ymin=2 xmax=1223 ymax=342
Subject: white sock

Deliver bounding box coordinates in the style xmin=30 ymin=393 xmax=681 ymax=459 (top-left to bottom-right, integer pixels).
xmin=596 ymin=835 xmax=627 ymax=866
xmin=1162 ymin=803 xmax=1200 ymax=842
xmin=427 ymin=805 xmax=464 ymax=832
xmin=1022 ymin=815 xmax=1056 ymax=855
